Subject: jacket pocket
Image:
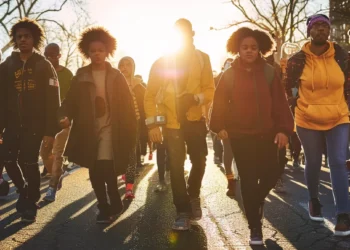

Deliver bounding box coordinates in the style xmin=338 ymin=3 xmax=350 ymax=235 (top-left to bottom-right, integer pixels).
xmin=303 ymin=104 xmax=340 ymax=124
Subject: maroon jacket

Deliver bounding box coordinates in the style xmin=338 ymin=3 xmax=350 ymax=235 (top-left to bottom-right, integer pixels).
xmin=210 ymin=58 xmax=293 ymax=138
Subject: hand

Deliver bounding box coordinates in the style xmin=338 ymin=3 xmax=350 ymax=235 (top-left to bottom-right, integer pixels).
xmin=280 ymin=58 xmax=287 ymax=73
xmin=148 ymin=127 xmax=163 ymax=143
xmin=217 ymin=129 xmax=228 ymax=140
xmin=274 ymin=132 xmax=288 ymax=149
xmin=60 ymin=117 xmax=70 ymax=129
xmin=42 ymin=136 xmax=55 ymax=149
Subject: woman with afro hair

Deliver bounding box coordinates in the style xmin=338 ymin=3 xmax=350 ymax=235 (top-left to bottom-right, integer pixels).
xmin=210 ymin=27 xmax=294 ymax=245
xmin=58 ymin=27 xmax=137 ymax=224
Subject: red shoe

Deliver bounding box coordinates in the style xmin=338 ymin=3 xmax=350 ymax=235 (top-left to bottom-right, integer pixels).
xmin=121 ymin=175 xmax=126 ymax=182
xmin=125 ymin=183 xmax=135 ymax=200
xmin=125 ymin=190 xmax=135 ymax=200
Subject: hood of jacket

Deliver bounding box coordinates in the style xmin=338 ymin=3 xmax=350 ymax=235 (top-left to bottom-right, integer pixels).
xmin=301 ymin=41 xmax=335 ymax=91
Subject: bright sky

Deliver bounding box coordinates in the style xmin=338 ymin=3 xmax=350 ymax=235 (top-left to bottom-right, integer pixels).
xmin=87 ymin=0 xmax=239 ymax=81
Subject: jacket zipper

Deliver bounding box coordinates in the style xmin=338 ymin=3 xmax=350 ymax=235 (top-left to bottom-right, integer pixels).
xmin=17 ymin=60 xmax=26 ymax=129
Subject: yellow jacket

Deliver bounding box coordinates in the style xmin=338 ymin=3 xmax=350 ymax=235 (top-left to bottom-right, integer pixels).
xmin=296 ymin=41 xmax=349 ymax=130
xmin=144 ymin=49 xmax=215 ymax=129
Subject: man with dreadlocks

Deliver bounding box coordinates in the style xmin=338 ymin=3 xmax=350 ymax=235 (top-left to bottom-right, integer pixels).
xmin=58 ymin=27 xmax=137 ymax=224
xmin=0 ymin=18 xmax=60 ymax=222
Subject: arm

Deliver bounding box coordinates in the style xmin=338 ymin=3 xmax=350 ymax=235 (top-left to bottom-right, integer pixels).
xmin=271 ymin=72 xmax=294 ymax=136
xmin=197 ymin=53 xmax=215 ymax=105
xmin=209 ymin=70 xmax=229 ymax=134
xmin=44 ymin=62 xmax=61 ymax=137
xmin=57 ymin=76 xmax=78 ymax=124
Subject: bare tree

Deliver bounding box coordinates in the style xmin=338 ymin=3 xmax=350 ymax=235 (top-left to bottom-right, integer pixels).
xmin=0 ymin=0 xmax=89 ymax=53
xmin=211 ymin=0 xmax=326 ymax=45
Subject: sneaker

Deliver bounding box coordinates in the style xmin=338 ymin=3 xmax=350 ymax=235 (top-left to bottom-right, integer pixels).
xmin=293 ymin=160 xmax=302 ymax=169
xmin=21 ymin=210 xmax=36 ymax=223
xmin=226 ymin=179 xmax=236 ymax=198
xmin=249 ymin=228 xmax=263 ymax=246
xmin=190 ymin=197 xmax=202 ymax=221
xmin=21 ymin=203 xmax=37 ymax=223
xmin=172 ymin=213 xmax=191 ymax=231
xmin=308 ymin=198 xmax=324 ymax=222
xmin=96 ymin=212 xmax=112 ymax=224
xmin=44 ymin=187 xmax=57 ymax=202
xmin=154 ymin=181 xmax=167 ymax=192
xmin=214 ymin=156 xmax=222 ymax=165
xmin=334 ymin=214 xmax=350 ymax=236
xmin=57 ymin=171 xmax=69 ymax=191
xmin=274 ymin=178 xmax=286 ymax=193
xmin=125 ymin=190 xmax=135 ymax=200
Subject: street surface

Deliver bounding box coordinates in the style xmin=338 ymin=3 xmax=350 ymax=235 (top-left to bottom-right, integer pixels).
xmin=1 ymin=138 xmax=350 ymax=250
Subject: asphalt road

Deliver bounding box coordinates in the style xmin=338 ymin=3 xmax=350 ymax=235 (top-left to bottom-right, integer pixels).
xmin=1 ymin=139 xmax=350 ymax=250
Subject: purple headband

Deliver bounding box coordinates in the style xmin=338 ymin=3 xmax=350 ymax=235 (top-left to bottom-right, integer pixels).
xmin=307 ymin=15 xmax=331 ymax=36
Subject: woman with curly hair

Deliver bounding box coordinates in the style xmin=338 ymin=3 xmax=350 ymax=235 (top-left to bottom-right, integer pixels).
xmin=210 ymin=27 xmax=294 ymax=245
xmin=58 ymin=27 xmax=137 ymax=224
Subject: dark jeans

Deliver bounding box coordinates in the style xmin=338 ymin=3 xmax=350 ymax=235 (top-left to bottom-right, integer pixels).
xmin=211 ymin=132 xmax=223 ymax=160
xmin=164 ymin=120 xmax=208 ymax=213
xmin=89 ymin=160 xmax=122 ymax=214
xmin=2 ymin=128 xmax=42 ymax=203
xmin=290 ymin=132 xmax=301 ymax=162
xmin=297 ymin=124 xmax=349 ymax=214
xmin=156 ymin=142 xmax=169 ymax=182
xmin=231 ymin=135 xmax=280 ymax=229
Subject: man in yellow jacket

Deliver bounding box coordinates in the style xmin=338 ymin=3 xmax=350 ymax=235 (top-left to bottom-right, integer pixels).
xmin=144 ymin=18 xmax=214 ymax=231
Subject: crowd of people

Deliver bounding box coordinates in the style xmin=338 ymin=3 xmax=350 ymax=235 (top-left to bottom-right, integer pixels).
xmin=0 ymin=13 xmax=350 ymax=246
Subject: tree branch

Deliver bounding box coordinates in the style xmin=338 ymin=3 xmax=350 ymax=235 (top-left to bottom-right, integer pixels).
xmin=35 ymin=0 xmax=69 ymax=20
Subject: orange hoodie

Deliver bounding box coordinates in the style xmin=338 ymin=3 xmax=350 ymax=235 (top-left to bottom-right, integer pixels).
xmin=295 ymin=41 xmax=349 ymax=130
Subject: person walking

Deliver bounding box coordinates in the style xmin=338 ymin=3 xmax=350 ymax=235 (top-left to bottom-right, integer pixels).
xmin=210 ymin=27 xmax=293 ymax=245
xmin=285 ymin=14 xmax=350 ymax=236
xmin=58 ymin=27 xmax=137 ymax=224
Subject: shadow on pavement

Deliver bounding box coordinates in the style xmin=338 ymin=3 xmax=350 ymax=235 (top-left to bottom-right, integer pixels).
xmin=103 ymin=168 xmax=208 ymax=250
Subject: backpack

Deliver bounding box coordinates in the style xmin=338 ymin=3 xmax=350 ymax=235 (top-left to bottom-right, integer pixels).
xmin=225 ymin=63 xmax=275 ymax=103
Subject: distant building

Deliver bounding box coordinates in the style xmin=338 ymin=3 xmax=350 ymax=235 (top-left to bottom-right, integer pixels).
xmin=329 ymin=0 xmax=350 ymax=51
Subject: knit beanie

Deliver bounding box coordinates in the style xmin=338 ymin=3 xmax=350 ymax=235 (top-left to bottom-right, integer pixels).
xmin=307 ymin=14 xmax=331 ymax=37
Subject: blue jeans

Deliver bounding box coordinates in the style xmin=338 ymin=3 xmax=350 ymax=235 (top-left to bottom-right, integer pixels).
xmin=297 ymin=124 xmax=350 ymax=215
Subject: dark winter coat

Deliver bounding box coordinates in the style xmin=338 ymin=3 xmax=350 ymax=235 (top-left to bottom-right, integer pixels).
xmin=0 ymin=51 xmax=60 ymax=136
xmin=58 ymin=62 xmax=137 ymax=175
